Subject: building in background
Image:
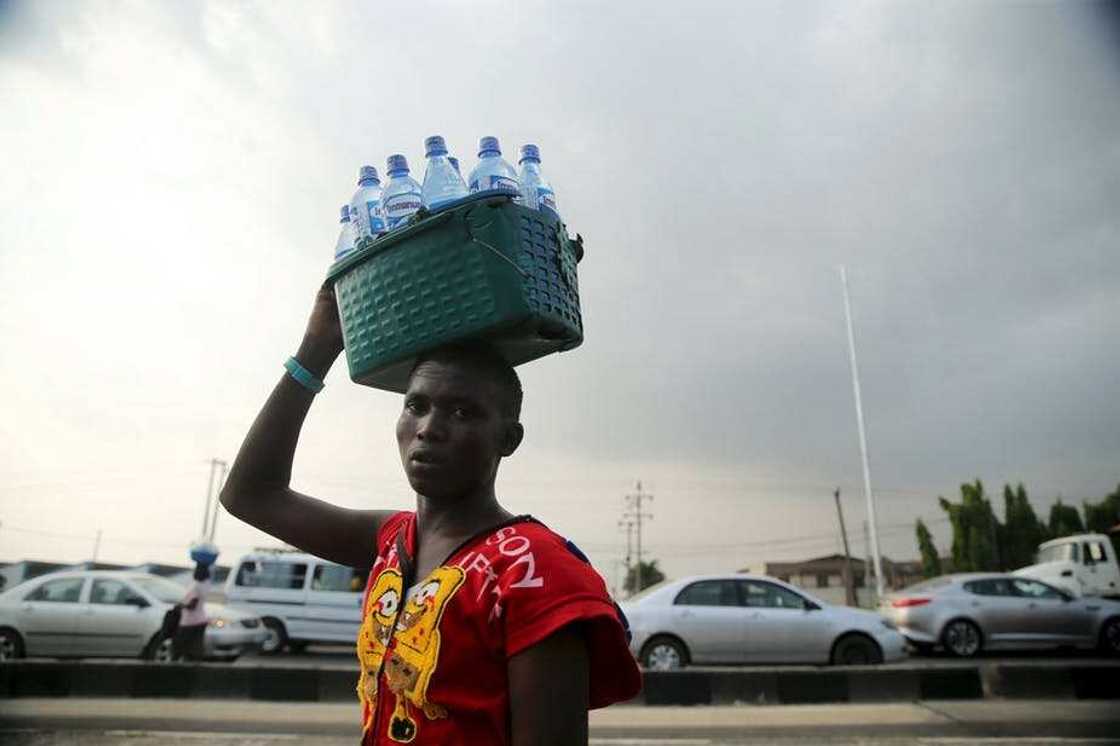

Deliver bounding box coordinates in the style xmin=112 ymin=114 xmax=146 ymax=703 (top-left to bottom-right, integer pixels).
xmin=741 ymin=554 xmax=931 ymax=607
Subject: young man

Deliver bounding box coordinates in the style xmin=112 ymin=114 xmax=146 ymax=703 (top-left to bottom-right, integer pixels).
xmin=221 ymin=284 xmax=641 ymax=745
xmin=173 ymin=564 xmax=211 ymax=661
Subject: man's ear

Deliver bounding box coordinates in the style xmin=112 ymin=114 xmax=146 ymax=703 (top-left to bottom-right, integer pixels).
xmin=500 ymin=421 xmax=524 ymax=457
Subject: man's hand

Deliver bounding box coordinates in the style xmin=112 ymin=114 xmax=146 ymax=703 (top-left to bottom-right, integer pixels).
xmin=296 ymin=281 xmax=345 ymax=378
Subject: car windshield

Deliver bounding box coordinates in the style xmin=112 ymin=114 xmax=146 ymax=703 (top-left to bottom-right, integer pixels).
xmin=129 ymin=576 xmax=187 ymax=604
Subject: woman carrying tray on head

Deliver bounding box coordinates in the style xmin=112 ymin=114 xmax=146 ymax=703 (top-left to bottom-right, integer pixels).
xmin=220 ymin=282 xmax=641 ymax=745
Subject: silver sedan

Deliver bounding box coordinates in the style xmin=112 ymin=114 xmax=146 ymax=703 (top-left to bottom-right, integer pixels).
xmin=619 ymin=573 xmax=907 ymax=669
xmin=0 ymin=570 xmax=266 ymax=662
xmin=880 ymin=573 xmax=1120 ymax=657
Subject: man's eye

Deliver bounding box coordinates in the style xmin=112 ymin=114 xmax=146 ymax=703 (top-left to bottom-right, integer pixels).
xmin=453 ymin=407 xmax=472 ymax=419
xmin=404 ymin=399 xmax=424 ymax=414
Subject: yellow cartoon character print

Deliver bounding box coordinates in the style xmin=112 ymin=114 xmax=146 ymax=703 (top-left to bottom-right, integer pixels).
xmin=357 ymin=568 xmax=402 ymax=731
xmin=385 ymin=565 xmax=465 ymax=743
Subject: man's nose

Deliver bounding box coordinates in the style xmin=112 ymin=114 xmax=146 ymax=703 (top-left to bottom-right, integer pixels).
xmin=416 ymin=412 xmax=448 ymax=441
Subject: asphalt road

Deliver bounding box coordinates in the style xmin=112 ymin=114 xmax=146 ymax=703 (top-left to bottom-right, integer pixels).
xmin=1 ymin=698 xmax=1118 ymax=745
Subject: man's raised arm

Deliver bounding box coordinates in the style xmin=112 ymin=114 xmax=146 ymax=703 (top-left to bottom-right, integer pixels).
xmin=220 ymin=283 xmax=395 ymax=569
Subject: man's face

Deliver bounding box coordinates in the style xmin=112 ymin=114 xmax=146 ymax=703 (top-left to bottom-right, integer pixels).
xmin=396 ymin=359 xmax=520 ymax=500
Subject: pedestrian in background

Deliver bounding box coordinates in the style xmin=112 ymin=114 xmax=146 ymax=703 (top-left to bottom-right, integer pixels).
xmin=173 ymin=563 xmax=210 ymax=661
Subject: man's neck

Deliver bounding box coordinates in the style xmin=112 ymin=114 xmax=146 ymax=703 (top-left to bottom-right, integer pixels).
xmin=414 ymin=487 xmax=514 ymax=545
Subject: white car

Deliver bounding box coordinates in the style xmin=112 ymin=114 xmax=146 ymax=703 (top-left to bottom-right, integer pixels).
xmin=620 ymin=573 xmax=907 ymax=669
xmin=0 ymin=570 xmax=266 ymax=662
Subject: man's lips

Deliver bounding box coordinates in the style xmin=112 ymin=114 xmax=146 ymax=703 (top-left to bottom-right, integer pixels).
xmin=408 ymin=449 xmax=445 ymax=465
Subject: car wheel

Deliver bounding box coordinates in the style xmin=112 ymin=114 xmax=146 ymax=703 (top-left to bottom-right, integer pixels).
xmin=0 ymin=628 xmax=25 ymax=661
xmin=641 ymin=636 xmax=688 ymax=671
xmin=260 ymin=618 xmax=288 ymax=655
xmin=142 ymin=634 xmax=175 ymax=662
xmin=941 ymin=619 xmax=982 ymax=658
xmin=1099 ymin=617 xmax=1120 ymax=657
xmin=831 ymin=633 xmax=883 ymax=665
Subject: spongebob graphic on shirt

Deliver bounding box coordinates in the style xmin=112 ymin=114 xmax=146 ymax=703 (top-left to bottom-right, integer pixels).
xmin=357 ymin=564 xmax=466 ymax=743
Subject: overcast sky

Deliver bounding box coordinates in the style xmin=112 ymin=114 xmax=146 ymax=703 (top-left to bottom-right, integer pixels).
xmin=1 ymin=1 xmax=1118 ymax=593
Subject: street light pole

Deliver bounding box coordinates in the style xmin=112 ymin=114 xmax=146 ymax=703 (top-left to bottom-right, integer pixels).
xmin=841 ymin=266 xmax=885 ymax=601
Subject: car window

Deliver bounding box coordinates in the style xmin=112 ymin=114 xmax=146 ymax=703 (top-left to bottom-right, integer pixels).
xmin=1011 ymin=578 xmax=1064 ymax=600
xmin=674 ymin=580 xmax=738 ymax=607
xmin=130 ymin=576 xmax=187 ymax=604
xmin=90 ymin=579 xmax=135 ymax=605
xmin=24 ymin=577 xmax=85 ymax=603
xmin=235 ymin=561 xmax=307 ymax=590
xmin=310 ymin=564 xmax=365 ymax=592
xmin=739 ymin=580 xmax=807 ymax=609
xmin=963 ymin=578 xmax=1014 ymax=597
xmin=1038 ymin=543 xmax=1077 ymax=564
xmin=1085 ymin=542 xmax=1106 ymax=564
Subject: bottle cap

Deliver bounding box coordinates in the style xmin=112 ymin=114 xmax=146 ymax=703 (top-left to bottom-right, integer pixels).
xmin=448 ymin=157 xmax=460 ymax=173
xmin=339 ymin=205 xmax=350 ymax=221
xmin=424 ymin=135 xmax=448 ymax=157
xmin=478 ymin=136 xmax=501 ymax=156
xmin=387 ymin=154 xmax=410 ymax=174
xmin=519 ymin=143 xmax=541 ymax=163
xmin=358 ymin=165 xmax=379 ymax=184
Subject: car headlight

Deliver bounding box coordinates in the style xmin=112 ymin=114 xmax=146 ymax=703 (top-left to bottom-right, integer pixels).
xmin=208 ymin=617 xmax=228 ymax=629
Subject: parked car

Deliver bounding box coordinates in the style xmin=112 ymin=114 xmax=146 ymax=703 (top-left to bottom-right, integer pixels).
xmin=619 ymin=573 xmax=907 ymax=669
xmin=224 ymin=550 xmax=367 ymax=654
xmin=880 ymin=573 xmax=1120 ymax=658
xmin=1013 ymin=533 xmax=1120 ymax=600
xmin=0 ymin=570 xmax=266 ymax=662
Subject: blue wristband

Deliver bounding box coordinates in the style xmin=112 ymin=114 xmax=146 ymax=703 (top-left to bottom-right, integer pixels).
xmin=284 ymin=356 xmax=326 ymax=394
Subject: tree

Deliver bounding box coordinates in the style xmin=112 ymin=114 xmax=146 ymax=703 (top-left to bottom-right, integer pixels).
xmin=939 ymin=479 xmax=1003 ymax=572
xmin=1002 ymin=483 xmax=1047 ymax=570
xmin=915 ymin=519 xmax=942 ymax=578
xmin=1082 ymin=483 xmax=1120 ymax=558
xmin=624 ymin=559 xmax=666 ymax=594
xmin=1048 ymin=499 xmax=1085 ymax=538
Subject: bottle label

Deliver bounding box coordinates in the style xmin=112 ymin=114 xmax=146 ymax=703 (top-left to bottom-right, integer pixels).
xmin=383 ymin=192 xmax=422 ymax=228
xmin=470 ymin=175 xmax=520 ymax=196
xmin=538 ymin=187 xmax=558 ymax=217
xmin=364 ymin=200 xmax=385 ymax=234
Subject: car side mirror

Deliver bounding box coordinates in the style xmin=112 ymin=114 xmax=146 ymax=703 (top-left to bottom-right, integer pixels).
xmin=125 ymin=596 xmax=149 ymax=608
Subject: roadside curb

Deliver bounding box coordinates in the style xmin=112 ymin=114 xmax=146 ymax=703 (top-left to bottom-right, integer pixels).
xmin=1 ymin=661 xmax=1116 ymax=704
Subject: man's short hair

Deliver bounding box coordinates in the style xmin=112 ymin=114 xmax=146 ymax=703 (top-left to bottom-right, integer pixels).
xmin=409 ymin=342 xmax=523 ymax=420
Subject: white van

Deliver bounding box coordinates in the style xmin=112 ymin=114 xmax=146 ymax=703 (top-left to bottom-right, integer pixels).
xmin=224 ymin=550 xmax=367 ymax=653
xmin=1013 ymin=533 xmax=1120 ymax=600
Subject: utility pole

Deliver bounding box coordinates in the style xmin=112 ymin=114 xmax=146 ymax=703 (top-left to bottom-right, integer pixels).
xmin=92 ymin=529 xmax=102 ymax=564
xmin=834 ymin=489 xmax=856 ymax=606
xmin=201 ymin=458 xmax=228 ymax=542
xmin=622 ymin=481 xmax=654 ymax=593
xmin=618 ymin=517 xmax=635 ymax=593
xmin=841 ymin=266 xmax=885 ymax=601
xmin=207 ymin=460 xmax=229 ymax=543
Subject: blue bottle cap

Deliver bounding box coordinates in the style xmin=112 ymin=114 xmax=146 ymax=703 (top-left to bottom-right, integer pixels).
xmin=387 ymin=154 xmax=410 ymax=174
xmin=519 ymin=143 xmax=541 ymax=163
xmin=448 ymin=156 xmax=460 ymax=173
xmin=358 ymin=165 xmax=379 ymax=184
xmin=478 ymin=136 xmax=501 ymax=156
xmin=424 ymin=135 xmax=448 ymax=157
xmin=339 ymin=205 xmax=350 ymax=221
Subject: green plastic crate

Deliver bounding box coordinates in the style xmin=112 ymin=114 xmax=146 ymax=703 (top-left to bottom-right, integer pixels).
xmin=326 ymin=191 xmax=584 ymax=393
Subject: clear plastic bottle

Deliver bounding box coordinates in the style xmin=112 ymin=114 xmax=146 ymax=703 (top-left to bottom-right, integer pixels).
xmin=421 ymin=135 xmax=468 ymax=210
xmin=382 ymin=154 xmax=424 ymax=231
xmin=349 ymin=165 xmax=386 ymax=241
xmin=518 ymin=144 xmax=559 ymax=219
xmin=449 ymin=156 xmax=461 ymax=175
xmin=333 ymin=205 xmax=356 ymax=261
xmin=468 ymin=136 xmax=520 ymax=199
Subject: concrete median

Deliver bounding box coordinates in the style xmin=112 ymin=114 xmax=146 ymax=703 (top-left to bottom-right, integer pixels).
xmin=1 ymin=660 xmax=1116 ymax=705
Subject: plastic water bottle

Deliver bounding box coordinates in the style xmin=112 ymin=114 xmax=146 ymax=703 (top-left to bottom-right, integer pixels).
xmin=518 ymin=144 xmax=559 ymax=219
xmin=421 ymin=135 xmax=468 ymax=210
xmin=468 ymin=136 xmax=520 ymax=199
xmin=333 ymin=205 xmax=356 ymax=260
xmin=349 ymin=165 xmax=385 ymax=241
xmin=382 ymin=154 xmax=423 ymax=231
xmin=449 ymin=156 xmax=461 ymax=175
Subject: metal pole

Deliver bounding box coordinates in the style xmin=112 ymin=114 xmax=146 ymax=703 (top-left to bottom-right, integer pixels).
xmin=834 ymin=489 xmax=856 ymax=606
xmin=208 ymin=460 xmax=228 ymax=543
xmin=92 ymin=529 xmax=102 ymax=563
xmin=201 ymin=459 xmax=218 ymax=538
xmin=841 ymin=266 xmax=885 ymax=601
